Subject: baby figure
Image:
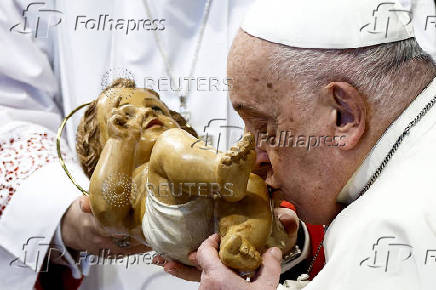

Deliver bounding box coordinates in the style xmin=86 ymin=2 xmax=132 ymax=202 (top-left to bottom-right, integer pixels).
xmin=76 ymin=78 xmax=295 ymax=273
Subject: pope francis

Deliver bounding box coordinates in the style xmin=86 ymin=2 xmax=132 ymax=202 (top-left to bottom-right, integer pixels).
xmin=193 ymin=0 xmax=436 ymax=289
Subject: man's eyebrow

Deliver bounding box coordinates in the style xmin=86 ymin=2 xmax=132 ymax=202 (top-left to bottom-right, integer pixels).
xmin=233 ymin=103 xmax=270 ymax=118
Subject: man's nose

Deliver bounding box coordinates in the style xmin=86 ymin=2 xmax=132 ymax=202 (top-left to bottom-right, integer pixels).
xmin=256 ymin=148 xmax=270 ymax=164
xmin=253 ymin=148 xmax=271 ymax=179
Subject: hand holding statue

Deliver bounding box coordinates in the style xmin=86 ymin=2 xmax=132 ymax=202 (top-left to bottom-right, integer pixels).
xmin=61 ymin=196 xmax=151 ymax=256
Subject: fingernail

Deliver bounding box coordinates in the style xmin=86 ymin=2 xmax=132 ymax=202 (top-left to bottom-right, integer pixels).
xmin=268 ymin=247 xmax=282 ymax=260
xmin=164 ymin=268 xmax=175 ymax=275
xmin=152 ymin=257 xmax=164 ymax=265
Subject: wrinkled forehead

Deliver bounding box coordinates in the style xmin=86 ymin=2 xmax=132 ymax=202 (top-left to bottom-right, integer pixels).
xmin=228 ymin=30 xmax=274 ymax=80
xmin=228 ymin=30 xmax=282 ymax=118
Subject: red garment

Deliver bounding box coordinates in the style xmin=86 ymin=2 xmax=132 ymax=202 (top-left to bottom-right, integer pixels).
xmin=34 ymin=264 xmax=83 ymax=290
xmin=305 ymin=224 xmax=325 ymax=280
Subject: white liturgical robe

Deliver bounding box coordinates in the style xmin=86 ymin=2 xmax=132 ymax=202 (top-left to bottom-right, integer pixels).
xmin=280 ymin=77 xmax=436 ymax=290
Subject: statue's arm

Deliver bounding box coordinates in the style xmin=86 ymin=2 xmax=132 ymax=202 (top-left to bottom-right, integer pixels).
xmin=89 ymin=106 xmax=142 ymax=234
xmin=89 ymin=137 xmax=137 ymax=233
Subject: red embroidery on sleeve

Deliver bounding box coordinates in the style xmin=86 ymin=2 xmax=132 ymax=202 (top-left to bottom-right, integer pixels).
xmin=0 ymin=130 xmax=66 ymax=217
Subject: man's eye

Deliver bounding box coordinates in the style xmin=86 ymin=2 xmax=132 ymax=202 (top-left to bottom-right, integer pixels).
xmin=267 ymin=121 xmax=278 ymax=136
xmin=253 ymin=124 xmax=267 ymax=136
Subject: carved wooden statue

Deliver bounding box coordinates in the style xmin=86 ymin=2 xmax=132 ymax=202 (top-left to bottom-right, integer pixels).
xmin=76 ymin=78 xmax=295 ymax=274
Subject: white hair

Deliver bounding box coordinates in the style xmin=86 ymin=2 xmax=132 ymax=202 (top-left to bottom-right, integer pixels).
xmin=268 ymin=38 xmax=436 ymax=111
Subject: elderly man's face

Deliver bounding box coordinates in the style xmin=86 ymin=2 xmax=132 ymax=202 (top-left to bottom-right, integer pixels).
xmin=228 ymin=31 xmax=346 ymax=224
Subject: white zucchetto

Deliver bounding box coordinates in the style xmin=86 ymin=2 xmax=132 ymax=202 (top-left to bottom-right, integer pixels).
xmin=241 ymin=0 xmax=415 ymax=49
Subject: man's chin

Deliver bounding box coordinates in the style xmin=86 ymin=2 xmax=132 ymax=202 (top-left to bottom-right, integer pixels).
xmin=298 ymin=203 xmax=345 ymax=226
xmin=269 ymin=189 xmax=288 ymax=202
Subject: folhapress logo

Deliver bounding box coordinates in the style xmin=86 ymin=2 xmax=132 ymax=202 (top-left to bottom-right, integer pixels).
xmin=10 ymin=2 xmax=63 ymax=38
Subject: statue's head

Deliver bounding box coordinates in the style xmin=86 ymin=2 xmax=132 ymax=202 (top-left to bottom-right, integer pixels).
xmin=77 ymin=78 xmax=197 ymax=178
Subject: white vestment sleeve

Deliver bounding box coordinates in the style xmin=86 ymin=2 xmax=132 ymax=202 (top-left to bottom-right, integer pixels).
xmin=0 ymin=122 xmax=88 ymax=289
xmin=0 ymin=0 xmax=62 ymax=132
xmin=0 ymin=1 xmax=87 ymax=287
xmin=52 ymin=223 xmax=83 ymax=279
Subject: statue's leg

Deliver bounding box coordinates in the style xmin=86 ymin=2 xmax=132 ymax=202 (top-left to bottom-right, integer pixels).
xmin=148 ymin=128 xmax=256 ymax=204
xmin=216 ymin=133 xmax=256 ymax=202
xmin=217 ymin=174 xmax=272 ymax=273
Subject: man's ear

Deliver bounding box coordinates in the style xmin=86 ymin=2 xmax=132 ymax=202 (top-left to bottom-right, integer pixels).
xmin=326 ymin=82 xmax=366 ymax=150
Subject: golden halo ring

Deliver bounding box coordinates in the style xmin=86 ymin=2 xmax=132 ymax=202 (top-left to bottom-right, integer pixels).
xmin=56 ymin=102 xmax=92 ymax=196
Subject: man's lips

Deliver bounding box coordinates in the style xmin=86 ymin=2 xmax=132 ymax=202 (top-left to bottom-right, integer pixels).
xmin=268 ymin=186 xmax=297 ymax=209
xmin=267 ymin=185 xmax=288 ymax=198
xmin=145 ymin=118 xmax=163 ymax=129
xmin=267 ymin=185 xmax=280 ymax=195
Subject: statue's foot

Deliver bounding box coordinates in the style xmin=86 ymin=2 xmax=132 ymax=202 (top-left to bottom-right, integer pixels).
xmin=219 ymin=234 xmax=262 ymax=272
xmin=217 ymin=133 xmax=255 ymax=202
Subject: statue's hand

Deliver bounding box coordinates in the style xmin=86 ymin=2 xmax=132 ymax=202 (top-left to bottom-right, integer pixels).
xmin=108 ymin=105 xmax=145 ymax=140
